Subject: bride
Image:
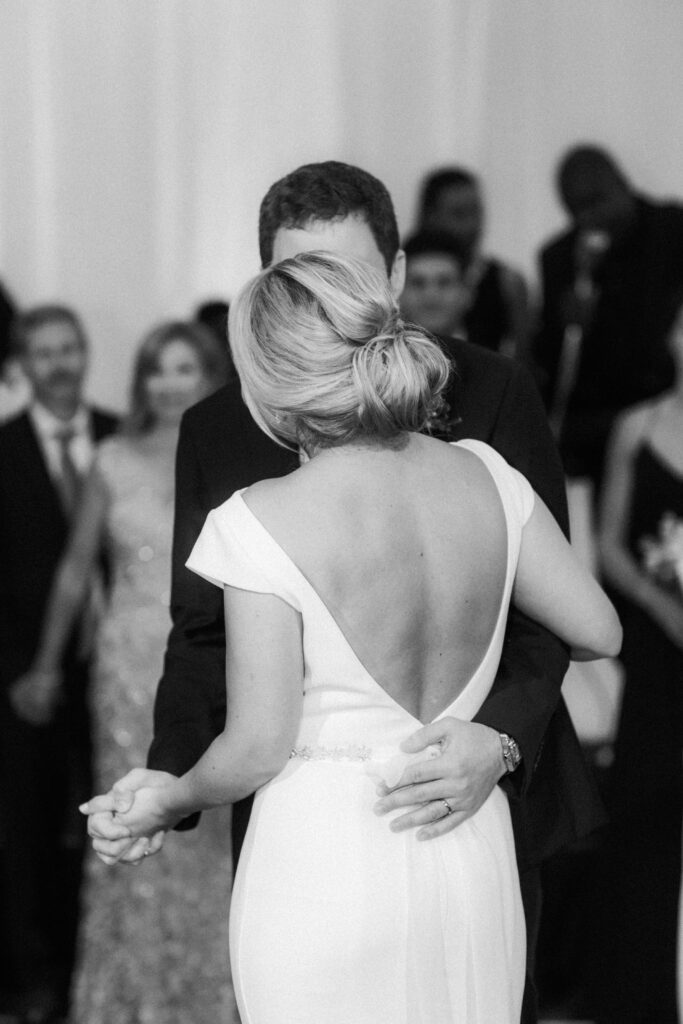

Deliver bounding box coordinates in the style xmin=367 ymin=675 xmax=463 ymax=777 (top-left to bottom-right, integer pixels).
xmin=91 ymin=252 xmax=621 ymax=1024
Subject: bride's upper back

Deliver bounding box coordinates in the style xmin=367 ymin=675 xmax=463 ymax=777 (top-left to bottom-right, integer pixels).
xmin=244 ymin=433 xmax=507 ymax=723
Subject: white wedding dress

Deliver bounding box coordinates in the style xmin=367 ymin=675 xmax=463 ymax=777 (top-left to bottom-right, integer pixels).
xmin=187 ymin=440 xmax=528 ymax=1024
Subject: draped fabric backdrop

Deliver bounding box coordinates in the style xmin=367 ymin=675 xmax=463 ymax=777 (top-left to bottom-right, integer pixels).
xmin=1 ymin=0 xmax=683 ymax=409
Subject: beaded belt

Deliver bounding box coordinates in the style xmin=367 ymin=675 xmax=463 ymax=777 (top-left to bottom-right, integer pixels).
xmin=289 ymin=744 xmax=373 ymax=763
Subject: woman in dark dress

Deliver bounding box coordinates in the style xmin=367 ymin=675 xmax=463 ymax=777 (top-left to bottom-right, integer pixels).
xmin=596 ymin=299 xmax=683 ymax=1023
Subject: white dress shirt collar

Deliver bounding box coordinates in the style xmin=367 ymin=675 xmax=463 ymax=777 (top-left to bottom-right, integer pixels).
xmin=29 ymin=401 xmax=94 ymax=478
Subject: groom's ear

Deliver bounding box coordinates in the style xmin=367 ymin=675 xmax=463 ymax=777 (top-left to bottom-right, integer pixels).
xmin=389 ymin=250 xmax=406 ymax=300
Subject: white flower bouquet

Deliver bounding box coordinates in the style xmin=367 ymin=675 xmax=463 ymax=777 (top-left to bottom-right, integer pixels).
xmin=639 ymin=511 xmax=683 ymax=599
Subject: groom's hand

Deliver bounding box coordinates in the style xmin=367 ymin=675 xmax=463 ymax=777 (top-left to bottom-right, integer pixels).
xmin=80 ymin=769 xmax=177 ymax=864
xmin=374 ymin=717 xmax=505 ymax=840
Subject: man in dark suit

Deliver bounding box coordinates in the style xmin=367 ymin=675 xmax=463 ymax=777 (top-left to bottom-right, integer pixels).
xmin=88 ymin=162 xmax=603 ymax=1023
xmin=0 ymin=305 xmax=117 ymax=1021
xmin=534 ymin=144 xmax=683 ymax=490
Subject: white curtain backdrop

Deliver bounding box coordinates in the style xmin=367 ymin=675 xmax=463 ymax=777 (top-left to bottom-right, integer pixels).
xmin=2 ymin=0 xmax=683 ymax=409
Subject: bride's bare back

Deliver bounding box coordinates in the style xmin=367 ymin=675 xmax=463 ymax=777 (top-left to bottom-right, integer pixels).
xmin=244 ymin=433 xmax=507 ymax=723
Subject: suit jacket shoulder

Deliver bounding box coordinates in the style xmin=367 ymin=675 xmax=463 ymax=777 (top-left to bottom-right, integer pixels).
xmin=0 ymin=406 xmax=119 ymax=446
xmin=180 ymin=381 xmax=297 ymax=507
xmin=0 ymin=407 xmax=33 ymax=446
xmin=443 ymin=340 xmax=543 ymax=452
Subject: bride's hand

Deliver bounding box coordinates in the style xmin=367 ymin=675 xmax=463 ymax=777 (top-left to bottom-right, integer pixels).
xmin=80 ymin=769 xmax=179 ymax=863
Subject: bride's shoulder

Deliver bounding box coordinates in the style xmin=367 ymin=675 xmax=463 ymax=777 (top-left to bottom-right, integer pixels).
xmin=242 ymin=471 xmax=295 ymax=508
xmin=448 ymin=437 xmax=512 ymax=474
xmin=430 ymin=435 xmax=500 ymax=476
xmin=231 ymin=471 xmax=303 ymax=526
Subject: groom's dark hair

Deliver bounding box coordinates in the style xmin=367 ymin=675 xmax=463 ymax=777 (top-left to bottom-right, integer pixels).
xmin=258 ymin=161 xmax=400 ymax=274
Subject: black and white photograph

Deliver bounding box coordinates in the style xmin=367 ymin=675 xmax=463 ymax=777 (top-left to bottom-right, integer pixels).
xmin=0 ymin=3 xmax=682 ymax=1023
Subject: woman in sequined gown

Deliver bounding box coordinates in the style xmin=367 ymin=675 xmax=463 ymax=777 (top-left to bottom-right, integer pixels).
xmin=17 ymin=322 xmax=237 ymax=1024
xmin=596 ymin=301 xmax=683 ymax=1024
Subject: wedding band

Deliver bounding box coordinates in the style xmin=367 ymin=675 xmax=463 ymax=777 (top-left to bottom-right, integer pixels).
xmin=440 ymin=799 xmax=454 ymax=817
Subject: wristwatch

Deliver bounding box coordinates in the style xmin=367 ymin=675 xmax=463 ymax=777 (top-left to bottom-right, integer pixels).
xmin=499 ymin=733 xmax=522 ymax=774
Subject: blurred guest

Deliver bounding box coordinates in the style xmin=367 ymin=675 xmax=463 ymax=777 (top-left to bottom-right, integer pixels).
xmin=0 ymin=279 xmax=17 ymax=370
xmin=417 ymin=166 xmax=531 ymax=358
xmin=0 ymin=282 xmax=29 ymax=422
xmin=592 ymin=293 xmax=683 ymax=1023
xmin=0 ymin=305 xmax=118 ymax=1021
xmin=534 ymin=144 xmax=683 ymax=490
xmin=0 ymin=356 xmax=31 ymax=423
xmin=195 ymin=298 xmax=235 ymax=380
xmin=15 ymin=321 xmax=236 ymax=1023
xmin=195 ymin=298 xmax=229 ymax=341
xmin=400 ymin=229 xmax=468 ymax=338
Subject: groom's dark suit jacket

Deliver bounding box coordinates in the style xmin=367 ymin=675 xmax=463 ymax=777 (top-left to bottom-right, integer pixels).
xmin=149 ymin=338 xmax=604 ymax=872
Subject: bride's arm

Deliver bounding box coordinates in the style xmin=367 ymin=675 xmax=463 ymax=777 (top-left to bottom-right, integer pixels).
xmin=513 ymin=493 xmax=622 ymax=660
xmin=9 ymin=465 xmax=109 ymax=723
xmin=112 ymin=585 xmax=304 ymax=837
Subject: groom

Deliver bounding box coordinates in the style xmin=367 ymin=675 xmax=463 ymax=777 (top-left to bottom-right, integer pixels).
xmin=87 ymin=161 xmax=603 ymax=1020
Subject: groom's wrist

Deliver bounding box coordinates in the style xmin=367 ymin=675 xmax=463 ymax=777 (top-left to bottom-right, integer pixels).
xmin=498 ymin=733 xmax=522 ymax=774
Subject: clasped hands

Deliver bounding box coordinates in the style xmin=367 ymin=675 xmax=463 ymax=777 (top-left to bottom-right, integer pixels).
xmin=80 ymin=769 xmax=178 ymax=866
xmin=82 ymin=718 xmax=505 ymax=865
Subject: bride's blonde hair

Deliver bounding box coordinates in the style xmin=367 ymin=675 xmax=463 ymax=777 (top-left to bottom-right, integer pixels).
xmin=228 ymin=251 xmax=451 ymax=452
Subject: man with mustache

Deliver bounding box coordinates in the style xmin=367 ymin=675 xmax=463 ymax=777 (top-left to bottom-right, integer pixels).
xmin=0 ymin=306 xmax=117 ymax=1022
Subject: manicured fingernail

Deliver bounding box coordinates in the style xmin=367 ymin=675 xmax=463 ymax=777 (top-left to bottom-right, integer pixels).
xmin=78 ymin=803 xmax=88 ymax=813
xmin=373 ymin=802 xmax=385 ymax=815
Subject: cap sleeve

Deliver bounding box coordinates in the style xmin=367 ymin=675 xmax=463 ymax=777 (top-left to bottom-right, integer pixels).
xmin=500 ymin=461 xmax=535 ymax=526
xmin=454 ymin=439 xmax=535 ymax=527
xmin=187 ymin=503 xmax=279 ymax=595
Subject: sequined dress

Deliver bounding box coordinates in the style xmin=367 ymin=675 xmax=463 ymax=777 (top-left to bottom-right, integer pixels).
xmin=70 ymin=436 xmax=236 ymax=1024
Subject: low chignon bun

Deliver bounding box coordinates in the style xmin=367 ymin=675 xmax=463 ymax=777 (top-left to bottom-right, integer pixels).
xmin=228 ymin=251 xmax=451 ymax=452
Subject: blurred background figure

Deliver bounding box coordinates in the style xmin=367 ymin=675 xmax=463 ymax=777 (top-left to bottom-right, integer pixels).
xmin=416 ymin=166 xmax=531 ymax=359
xmin=194 ymin=298 xmax=235 ymax=382
xmin=0 ymin=278 xmax=17 ymax=373
xmin=534 ymin=144 xmax=683 ymax=493
xmin=592 ymin=291 xmax=683 ymax=1024
xmin=0 ymin=280 xmax=30 ymax=423
xmin=0 ymin=306 xmax=118 ymax=1022
xmin=400 ymin=229 xmax=469 ymax=338
xmin=14 ymin=321 xmax=238 ymax=1023
xmin=531 ymin=142 xmax=683 ymax=1020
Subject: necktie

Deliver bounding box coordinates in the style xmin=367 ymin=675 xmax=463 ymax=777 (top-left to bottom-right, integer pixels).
xmin=54 ymin=425 xmax=99 ymax=656
xmin=54 ymin=426 xmax=82 ymax=517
